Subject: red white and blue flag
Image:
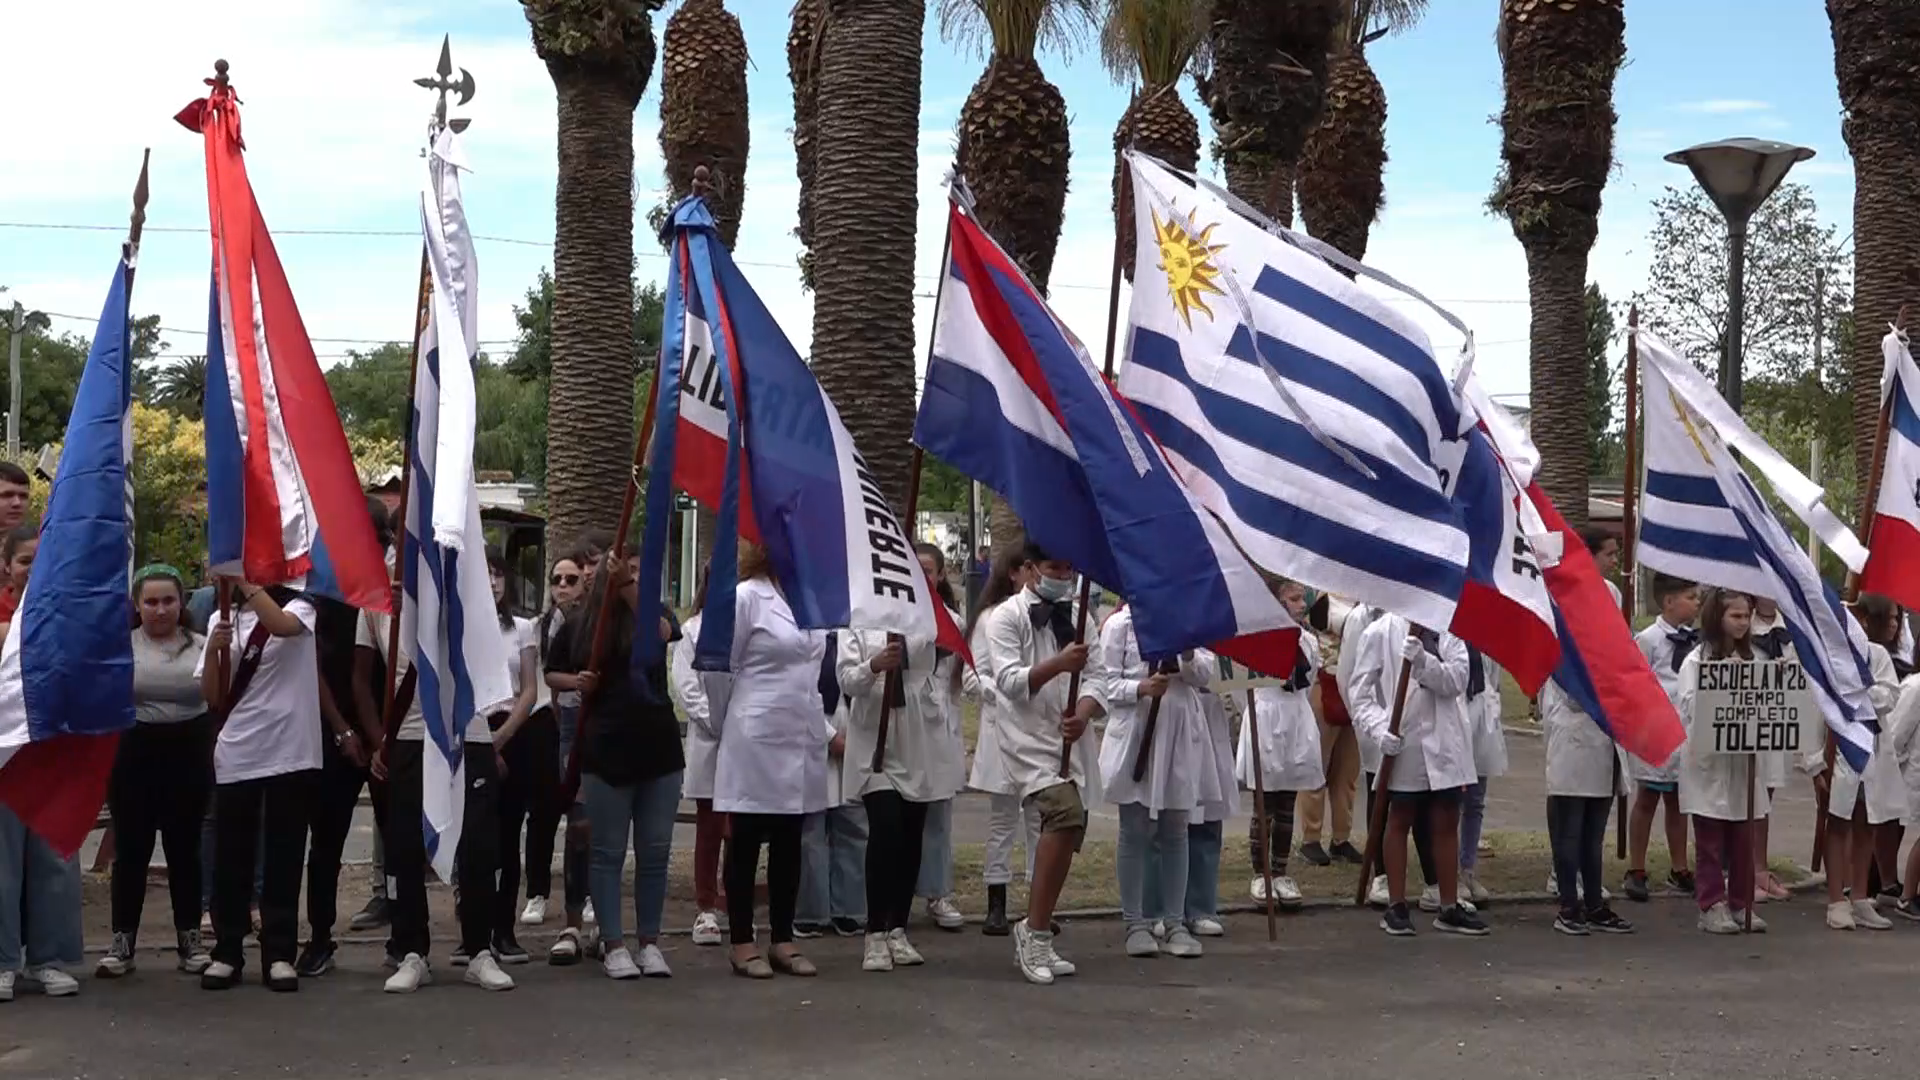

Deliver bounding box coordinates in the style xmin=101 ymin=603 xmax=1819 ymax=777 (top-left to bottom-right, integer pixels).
xmin=918 ymin=197 xmax=1297 ymax=673
xmin=177 ymin=81 xmax=389 ymax=610
xmin=1858 ymin=327 xmax=1920 ymax=610
xmin=0 ymin=249 xmax=140 ymax=853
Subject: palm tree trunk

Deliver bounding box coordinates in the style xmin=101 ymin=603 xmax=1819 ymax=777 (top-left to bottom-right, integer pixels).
xmin=810 ymin=0 xmax=924 ymax=516
xmin=1525 ymin=250 xmax=1591 ymax=528
xmin=545 ymin=72 xmax=638 ymax=550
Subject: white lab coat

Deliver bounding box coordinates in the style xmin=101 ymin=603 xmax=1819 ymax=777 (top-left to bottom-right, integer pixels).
xmin=1470 ymin=652 xmax=1508 ymax=779
xmin=1542 ymin=680 xmax=1624 ymax=798
xmin=982 ymin=586 xmax=1102 ymax=804
xmin=1886 ymin=675 xmax=1920 ymax=825
xmin=1196 ymin=691 xmax=1240 ymax=823
xmin=1675 ymin=646 xmax=1824 ymax=821
xmin=708 ymin=578 xmax=835 ymax=816
xmin=1829 ymin=642 xmax=1906 ymax=824
xmin=964 ymin=612 xmax=1018 ymax=796
xmin=1348 ymin=615 xmax=1478 ymax=793
xmin=837 ymin=612 xmax=964 ymax=804
xmin=673 ymin=612 xmax=717 ymax=801
xmin=1237 ymin=641 xmax=1324 ymax=792
xmin=1628 ymin=617 xmax=1693 ymax=784
xmin=1095 ymin=607 xmax=1219 ymax=815
xmin=1337 ymin=603 xmax=1385 ymax=774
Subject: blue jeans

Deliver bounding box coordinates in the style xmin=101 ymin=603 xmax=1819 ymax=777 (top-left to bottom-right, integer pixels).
xmin=916 ymin=799 xmax=953 ymax=899
xmin=0 ymin=804 xmax=83 ymax=971
xmin=582 ymin=769 xmax=682 ymax=944
xmin=1117 ymin=803 xmax=1189 ymax=932
xmin=1183 ymin=820 xmax=1224 ymax=921
xmin=798 ymin=804 xmax=868 ymax=924
xmin=1460 ymin=778 xmax=1489 ymax=871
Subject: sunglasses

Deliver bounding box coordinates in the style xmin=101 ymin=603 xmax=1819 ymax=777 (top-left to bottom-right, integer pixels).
xmin=551 ymin=573 xmax=581 ymax=587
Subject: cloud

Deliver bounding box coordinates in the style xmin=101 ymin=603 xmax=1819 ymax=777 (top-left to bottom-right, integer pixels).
xmin=1673 ymin=99 xmax=1774 ymax=115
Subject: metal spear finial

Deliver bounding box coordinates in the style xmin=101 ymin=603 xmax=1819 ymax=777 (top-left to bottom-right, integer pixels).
xmin=128 ymin=149 xmax=151 ymax=253
xmin=414 ymin=34 xmax=476 ymax=133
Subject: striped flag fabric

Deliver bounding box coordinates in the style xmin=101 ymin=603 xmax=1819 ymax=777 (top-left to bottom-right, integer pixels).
xmin=917 ymin=196 xmax=1297 ymax=672
xmin=177 ymin=80 xmax=389 ymax=611
xmin=0 ymin=249 xmax=139 ymax=853
xmin=406 ymin=126 xmax=513 ymax=878
xmin=1857 ymin=327 xmax=1920 ymax=609
xmin=1636 ymin=330 xmax=1876 ymax=770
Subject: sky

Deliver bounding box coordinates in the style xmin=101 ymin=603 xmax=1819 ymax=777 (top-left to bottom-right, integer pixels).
xmin=0 ymin=0 xmax=1852 ymax=409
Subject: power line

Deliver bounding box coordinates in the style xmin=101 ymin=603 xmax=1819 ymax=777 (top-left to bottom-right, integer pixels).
xmin=32 ymin=308 xmax=514 ymax=347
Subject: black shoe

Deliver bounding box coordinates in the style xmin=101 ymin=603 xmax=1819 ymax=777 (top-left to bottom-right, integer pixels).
xmin=1380 ymin=902 xmax=1415 ymax=937
xmin=349 ymin=895 xmax=390 ymax=932
xmin=1553 ymin=909 xmax=1589 ymax=936
xmin=493 ymin=933 xmax=530 ymax=965
xmin=982 ymin=885 xmax=1010 ymax=937
xmin=1881 ymin=880 xmax=1904 ymax=902
xmin=1330 ymin=841 xmax=1364 ymax=865
xmin=294 ymin=939 xmax=336 ymax=978
xmin=1895 ymin=898 xmax=1920 ymax=922
xmin=831 ymin=917 xmax=866 ymax=937
xmin=1667 ymin=869 xmax=1696 ymax=895
xmin=1623 ymin=870 xmax=1651 ymax=904
xmin=1434 ymin=905 xmax=1490 ymax=937
xmin=1585 ymin=907 xmax=1635 ymax=934
xmin=791 ymin=921 xmax=827 ymax=940
xmin=1299 ymin=841 xmax=1332 ymax=867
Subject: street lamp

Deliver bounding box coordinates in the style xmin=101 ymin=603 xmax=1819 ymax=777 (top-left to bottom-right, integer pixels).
xmin=1663 ymin=138 xmax=1815 ymax=414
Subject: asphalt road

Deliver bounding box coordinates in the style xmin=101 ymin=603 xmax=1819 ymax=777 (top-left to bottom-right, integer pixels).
xmin=6 ymin=899 xmax=1913 ymax=1080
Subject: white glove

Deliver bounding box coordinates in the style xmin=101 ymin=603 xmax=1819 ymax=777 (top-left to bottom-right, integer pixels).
xmin=1399 ymin=636 xmax=1425 ymax=663
xmin=1380 ymin=732 xmax=1403 ymax=756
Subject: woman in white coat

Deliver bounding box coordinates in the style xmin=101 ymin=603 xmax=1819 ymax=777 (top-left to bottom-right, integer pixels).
xmin=671 ymin=567 xmax=725 ymax=946
xmin=963 ymin=552 xmax=1040 ymax=936
xmin=1096 ymin=603 xmax=1217 ymax=959
xmin=1237 ymin=580 xmax=1321 ymax=910
xmin=1821 ymin=595 xmax=1905 ymax=930
xmin=910 ymin=545 xmax=969 ymax=934
xmin=1542 ymin=682 xmax=1631 ymax=935
xmin=711 ymin=544 xmax=833 ymax=978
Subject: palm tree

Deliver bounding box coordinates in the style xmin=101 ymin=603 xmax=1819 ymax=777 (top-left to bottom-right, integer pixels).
xmin=809 ymin=0 xmax=927 ymax=515
xmin=150 ymin=354 xmax=209 ymax=420
xmin=1195 ymin=0 xmax=1341 ymax=225
xmin=789 ymin=0 xmax=826 ymax=289
xmin=939 ymin=0 xmax=1099 ymax=294
xmin=1101 ymin=0 xmax=1207 ymax=282
xmin=521 ymin=0 xmax=666 ymax=549
xmin=1297 ymin=0 xmax=1425 ymax=265
xmin=1829 ymin=0 xmax=1920 ymax=518
xmin=661 ymin=0 xmax=751 ymax=248
xmin=1490 ymin=0 xmax=1625 ymax=528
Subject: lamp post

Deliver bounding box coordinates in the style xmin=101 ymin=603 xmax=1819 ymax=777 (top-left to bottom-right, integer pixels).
xmin=1664 ymin=138 xmax=1815 ymax=414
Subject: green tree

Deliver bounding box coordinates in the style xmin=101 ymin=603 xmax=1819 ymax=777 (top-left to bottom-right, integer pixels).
xmin=323 ymin=342 xmax=413 ymax=444
xmin=506 ymin=268 xmax=666 ymax=381
xmin=147 ymin=354 xmax=210 ymax=420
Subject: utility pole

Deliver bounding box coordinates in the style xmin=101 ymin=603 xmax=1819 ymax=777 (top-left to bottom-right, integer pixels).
xmin=7 ymin=302 xmax=23 ymax=459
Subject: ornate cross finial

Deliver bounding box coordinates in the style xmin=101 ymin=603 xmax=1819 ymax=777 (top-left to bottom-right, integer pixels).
xmin=413 ymin=35 xmax=475 ymax=133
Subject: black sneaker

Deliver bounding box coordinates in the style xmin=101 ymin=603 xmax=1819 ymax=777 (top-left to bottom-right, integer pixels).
xmin=349 ymin=895 xmax=390 ymax=932
xmin=294 ymin=939 xmax=336 ymax=978
xmin=1330 ymin=841 xmax=1365 ymax=865
xmin=1667 ymin=869 xmax=1696 ymax=895
xmin=791 ymin=921 xmax=827 ymax=940
xmin=1881 ymin=880 xmax=1904 ymax=902
xmin=1380 ymin=902 xmax=1416 ymax=937
xmin=1585 ymin=907 xmax=1635 ymax=934
xmin=1895 ymin=898 xmax=1920 ymax=923
xmin=1434 ymin=905 xmax=1490 ymax=937
xmin=1299 ymin=841 xmax=1332 ymax=867
xmin=493 ymin=933 xmax=531 ymax=965
xmin=1623 ymin=870 xmax=1651 ymax=903
xmin=831 ymin=917 xmax=866 ymax=937
xmin=1553 ymin=909 xmax=1590 ymax=936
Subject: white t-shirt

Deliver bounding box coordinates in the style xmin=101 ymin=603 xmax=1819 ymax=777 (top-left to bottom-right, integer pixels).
xmin=195 ymin=598 xmax=323 ymax=784
xmin=356 ymin=609 xmax=492 ymax=743
xmin=508 ymin=615 xmax=550 ymax=712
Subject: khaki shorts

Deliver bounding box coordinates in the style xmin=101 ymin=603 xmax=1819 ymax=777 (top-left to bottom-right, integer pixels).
xmin=1026 ymin=781 xmax=1088 ymax=842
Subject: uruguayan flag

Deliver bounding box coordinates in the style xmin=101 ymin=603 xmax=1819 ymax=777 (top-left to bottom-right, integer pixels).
xmin=1636 ymin=330 xmax=1876 ymax=770
xmin=1121 ymin=151 xmax=1468 ymax=631
xmin=405 ymin=126 xmax=513 ymax=879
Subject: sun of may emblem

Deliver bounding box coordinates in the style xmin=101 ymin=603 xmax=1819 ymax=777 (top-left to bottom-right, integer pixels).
xmin=1152 ymin=208 xmax=1227 ymax=329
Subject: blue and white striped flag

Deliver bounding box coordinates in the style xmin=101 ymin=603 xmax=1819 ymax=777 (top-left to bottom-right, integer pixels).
xmin=1120 ymin=151 xmax=1469 ymax=632
xmin=404 ymin=126 xmax=512 ymax=879
xmin=1636 ymin=330 xmax=1876 ymax=770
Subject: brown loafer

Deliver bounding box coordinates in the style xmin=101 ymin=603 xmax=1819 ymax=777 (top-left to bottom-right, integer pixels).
xmin=730 ymin=954 xmax=774 ymax=980
xmin=769 ymin=949 xmax=817 ymax=977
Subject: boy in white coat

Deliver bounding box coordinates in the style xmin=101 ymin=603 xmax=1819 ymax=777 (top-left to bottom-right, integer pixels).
xmin=1237 ymin=580 xmax=1321 ymax=910
xmin=1625 ymin=574 xmax=1698 ymax=902
xmin=1348 ymin=615 xmax=1488 ymax=937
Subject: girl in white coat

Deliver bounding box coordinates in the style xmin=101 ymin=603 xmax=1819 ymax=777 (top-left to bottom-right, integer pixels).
xmin=1237 ymin=580 xmax=1321 ymax=910
xmin=910 ymin=545 xmax=969 ymax=934
xmin=1097 ymin=603 xmax=1217 ymax=959
xmin=671 ymin=567 xmax=725 ymax=946
xmin=1541 ymin=681 xmax=1632 ymax=935
xmin=963 ymin=552 xmax=1041 ymax=936
xmin=711 ymin=544 xmax=834 ymax=978
xmin=1822 ymin=595 xmax=1905 ymax=930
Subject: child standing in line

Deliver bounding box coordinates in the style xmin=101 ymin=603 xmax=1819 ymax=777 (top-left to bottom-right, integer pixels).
xmin=1626 ymin=574 xmax=1699 ymax=902
xmin=1542 ymin=678 xmax=1633 ymax=936
xmin=1821 ymin=596 xmax=1903 ymax=931
xmin=1237 ymin=579 xmax=1321 ymax=911
xmin=1676 ymin=589 xmax=1768 ymax=935
xmin=1456 ymin=647 xmax=1505 ymax=908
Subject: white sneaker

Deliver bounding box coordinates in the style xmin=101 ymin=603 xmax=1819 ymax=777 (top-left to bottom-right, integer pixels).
xmin=1275 ymin=876 xmax=1304 ymax=906
xmin=1190 ymin=916 xmax=1225 ymax=937
xmin=1163 ymin=926 xmax=1203 ymax=959
xmin=520 ymin=896 xmax=548 ymax=926
xmin=1462 ymin=870 xmax=1491 ymax=905
xmin=887 ymin=928 xmax=925 ymax=966
xmin=602 ymin=946 xmax=641 ymax=980
xmin=1828 ymin=900 xmax=1858 ymax=930
xmin=1698 ymin=902 xmax=1741 ymax=935
xmin=1368 ymin=875 xmax=1390 ymax=907
xmin=1249 ymin=876 xmax=1269 ymax=903
xmin=582 ymin=899 xmax=596 ymax=924
xmin=863 ymin=933 xmax=894 ymax=972
xmin=465 ymin=951 xmax=515 ymax=991
xmin=1125 ymin=927 xmax=1160 ymax=957
xmin=0 ymin=970 xmax=12 ymax=1002
xmin=1853 ymin=899 xmax=1893 ymax=930
xmin=384 ymin=953 xmax=432 ymax=993
xmin=928 ymin=897 xmax=965 ymax=931
xmin=1013 ymin=922 xmax=1054 ymax=986
xmin=1038 ymin=927 xmax=1075 ymax=977
xmin=1419 ymin=885 xmax=1443 ymax=913
xmin=691 ymin=910 xmax=723 ymax=946
xmin=638 ymin=943 xmax=672 ymax=977
xmin=26 ymin=966 xmax=77 ymax=997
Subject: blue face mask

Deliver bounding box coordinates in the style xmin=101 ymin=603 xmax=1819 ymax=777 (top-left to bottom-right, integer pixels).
xmin=1033 ymin=573 xmax=1074 ymax=603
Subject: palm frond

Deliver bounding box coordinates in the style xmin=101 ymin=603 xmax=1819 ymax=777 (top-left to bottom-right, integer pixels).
xmin=936 ymin=0 xmax=1101 ymax=61
xmin=1350 ymin=0 xmax=1427 ymax=48
xmin=1099 ymin=0 xmax=1209 ymax=89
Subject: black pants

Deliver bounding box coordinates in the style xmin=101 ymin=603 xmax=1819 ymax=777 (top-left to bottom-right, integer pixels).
xmin=1365 ymin=771 xmax=1436 ymax=885
xmin=386 ymin=739 xmax=500 ymax=960
xmin=212 ymin=769 xmax=318 ymax=969
xmin=516 ymin=708 xmax=564 ymax=900
xmin=861 ymin=791 xmax=929 ymax=933
xmin=725 ymin=812 xmax=803 ymax=946
xmin=305 ymin=740 xmax=386 ymax=946
xmin=108 ymin=717 xmax=215 ymax=934
xmin=1547 ymin=795 xmax=1611 ymax=913
xmin=1248 ymin=789 xmax=1298 ymax=876
xmin=492 ymin=709 xmax=547 ymax=937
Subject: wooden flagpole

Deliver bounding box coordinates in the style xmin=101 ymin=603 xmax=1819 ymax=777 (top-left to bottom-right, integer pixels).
xmin=377 ymin=249 xmax=433 ymax=754
xmin=1615 ymin=306 xmax=1640 ymax=859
